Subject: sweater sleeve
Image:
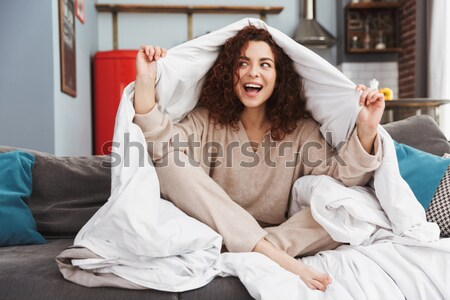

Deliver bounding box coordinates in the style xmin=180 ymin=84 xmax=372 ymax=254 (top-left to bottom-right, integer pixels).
xmin=300 ymin=123 xmax=382 ymax=187
xmin=133 ymin=104 xmax=207 ymax=161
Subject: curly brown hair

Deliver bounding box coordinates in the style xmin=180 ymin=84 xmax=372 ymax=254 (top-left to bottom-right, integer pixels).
xmin=197 ymin=25 xmax=310 ymax=141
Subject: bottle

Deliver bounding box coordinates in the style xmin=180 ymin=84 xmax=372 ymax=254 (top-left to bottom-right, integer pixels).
xmin=375 ymin=30 xmax=386 ymax=49
xmin=363 ymin=18 xmax=371 ymax=49
xmin=352 ymin=36 xmax=359 ymax=48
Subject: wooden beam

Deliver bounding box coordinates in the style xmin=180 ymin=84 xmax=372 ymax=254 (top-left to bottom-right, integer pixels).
xmin=96 ymin=4 xmax=284 ymax=44
xmin=187 ymin=11 xmax=193 ymax=40
xmin=95 ymin=4 xmax=284 ymax=15
xmin=112 ymin=11 xmax=118 ymax=50
xmin=346 ymin=2 xmax=400 ymax=9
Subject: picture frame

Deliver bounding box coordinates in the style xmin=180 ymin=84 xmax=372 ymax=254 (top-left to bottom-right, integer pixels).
xmin=76 ymin=0 xmax=85 ymax=24
xmin=59 ymin=0 xmax=77 ymax=97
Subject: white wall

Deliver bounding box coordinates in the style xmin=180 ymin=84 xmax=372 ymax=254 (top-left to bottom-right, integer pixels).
xmin=0 ymin=0 xmax=98 ymax=155
xmin=339 ymin=62 xmax=399 ymax=97
xmin=96 ymin=0 xmax=338 ymax=64
xmin=97 ymin=0 xmax=298 ymax=50
xmin=312 ymin=0 xmax=338 ymax=65
xmin=53 ymin=0 xmax=98 ymax=156
xmin=0 ymin=0 xmax=55 ymax=153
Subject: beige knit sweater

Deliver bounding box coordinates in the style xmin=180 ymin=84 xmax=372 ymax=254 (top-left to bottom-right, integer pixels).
xmin=134 ymin=104 xmax=382 ymax=254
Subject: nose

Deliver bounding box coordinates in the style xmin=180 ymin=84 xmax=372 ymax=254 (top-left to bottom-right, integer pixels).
xmin=248 ymin=65 xmax=259 ymax=78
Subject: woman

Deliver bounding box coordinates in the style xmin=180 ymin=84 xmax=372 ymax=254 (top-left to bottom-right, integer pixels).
xmin=133 ymin=26 xmax=384 ymax=291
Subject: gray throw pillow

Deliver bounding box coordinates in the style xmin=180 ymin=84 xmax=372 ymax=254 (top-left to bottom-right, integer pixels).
xmin=383 ymin=115 xmax=450 ymax=156
xmin=0 ymin=146 xmax=111 ymax=238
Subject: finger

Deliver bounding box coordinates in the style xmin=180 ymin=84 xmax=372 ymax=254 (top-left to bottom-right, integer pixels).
xmin=366 ymin=90 xmax=377 ymax=105
xmin=371 ymin=92 xmax=382 ymax=104
xmin=143 ymin=46 xmax=149 ymax=58
xmin=161 ymin=48 xmax=167 ymax=58
xmin=154 ymin=46 xmax=162 ymax=60
xmin=145 ymin=46 xmax=154 ymax=61
xmin=356 ymin=84 xmax=366 ymax=93
xmin=143 ymin=45 xmax=151 ymax=57
xmin=311 ymin=280 xmax=325 ymax=291
xmin=369 ymin=91 xmax=383 ymax=105
xmin=360 ymin=87 xmax=371 ymax=105
xmin=318 ymin=273 xmax=332 ymax=287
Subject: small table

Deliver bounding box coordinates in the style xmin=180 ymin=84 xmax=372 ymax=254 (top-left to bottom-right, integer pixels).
xmin=383 ymin=98 xmax=450 ymax=125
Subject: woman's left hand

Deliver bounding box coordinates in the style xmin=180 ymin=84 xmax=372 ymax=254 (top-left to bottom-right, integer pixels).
xmin=356 ymin=84 xmax=385 ymax=131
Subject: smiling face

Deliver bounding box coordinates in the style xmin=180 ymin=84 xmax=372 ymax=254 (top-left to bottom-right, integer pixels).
xmin=234 ymin=41 xmax=277 ymax=112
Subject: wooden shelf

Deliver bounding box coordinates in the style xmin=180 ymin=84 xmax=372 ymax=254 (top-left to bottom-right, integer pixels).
xmin=95 ymin=4 xmax=284 ymax=15
xmin=345 ymin=2 xmax=401 ymax=54
xmin=346 ymin=2 xmax=400 ymax=9
xmin=96 ymin=4 xmax=284 ymax=49
xmin=347 ymin=47 xmax=402 ymax=53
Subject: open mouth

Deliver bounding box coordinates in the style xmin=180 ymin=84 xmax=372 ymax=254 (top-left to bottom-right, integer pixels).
xmin=243 ymin=83 xmax=263 ymax=95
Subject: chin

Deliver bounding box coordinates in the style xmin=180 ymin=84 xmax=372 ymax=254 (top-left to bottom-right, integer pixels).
xmin=240 ymin=99 xmax=264 ymax=109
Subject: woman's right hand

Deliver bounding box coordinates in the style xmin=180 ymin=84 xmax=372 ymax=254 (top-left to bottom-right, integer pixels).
xmin=136 ymin=45 xmax=167 ymax=78
xmin=134 ymin=45 xmax=167 ymax=114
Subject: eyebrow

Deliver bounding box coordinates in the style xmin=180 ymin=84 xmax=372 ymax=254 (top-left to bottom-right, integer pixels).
xmin=239 ymin=56 xmax=275 ymax=63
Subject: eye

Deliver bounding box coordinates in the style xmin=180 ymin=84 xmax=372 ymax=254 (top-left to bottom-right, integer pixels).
xmin=261 ymin=62 xmax=271 ymax=68
xmin=239 ymin=61 xmax=249 ymax=67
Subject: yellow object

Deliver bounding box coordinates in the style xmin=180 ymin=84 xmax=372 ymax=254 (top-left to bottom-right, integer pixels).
xmin=379 ymin=87 xmax=393 ymax=100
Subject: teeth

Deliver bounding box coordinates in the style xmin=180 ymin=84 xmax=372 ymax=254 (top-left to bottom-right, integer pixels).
xmin=244 ymin=83 xmax=262 ymax=88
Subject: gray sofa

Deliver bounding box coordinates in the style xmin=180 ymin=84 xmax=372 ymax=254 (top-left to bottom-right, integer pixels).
xmin=1 ymin=115 xmax=449 ymax=300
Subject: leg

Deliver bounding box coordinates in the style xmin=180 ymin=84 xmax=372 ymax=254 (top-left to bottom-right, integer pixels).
xmin=157 ymin=151 xmax=332 ymax=291
xmin=154 ymin=151 xmax=267 ymax=253
xmin=264 ymin=207 xmax=341 ymax=257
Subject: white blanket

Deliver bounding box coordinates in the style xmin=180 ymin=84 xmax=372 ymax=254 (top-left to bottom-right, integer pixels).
xmin=68 ymin=18 xmax=450 ymax=299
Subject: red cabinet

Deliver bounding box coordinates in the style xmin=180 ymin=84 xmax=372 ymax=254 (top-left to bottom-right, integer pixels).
xmin=93 ymin=50 xmax=136 ymax=155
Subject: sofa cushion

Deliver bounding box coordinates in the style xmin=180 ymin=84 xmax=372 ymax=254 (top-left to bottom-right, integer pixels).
xmin=0 ymin=151 xmax=46 ymax=246
xmin=0 ymin=239 xmax=251 ymax=300
xmin=0 ymin=146 xmax=111 ymax=238
xmin=0 ymin=239 xmax=178 ymax=300
xmin=383 ymin=115 xmax=450 ymax=156
xmin=179 ymin=276 xmax=252 ymax=300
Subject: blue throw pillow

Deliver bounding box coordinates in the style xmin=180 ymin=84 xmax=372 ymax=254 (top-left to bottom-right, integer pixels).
xmin=0 ymin=151 xmax=46 ymax=246
xmin=395 ymin=141 xmax=450 ymax=208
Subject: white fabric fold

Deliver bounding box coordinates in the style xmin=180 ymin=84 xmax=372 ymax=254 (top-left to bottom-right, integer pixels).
xmin=66 ymin=18 xmax=450 ymax=299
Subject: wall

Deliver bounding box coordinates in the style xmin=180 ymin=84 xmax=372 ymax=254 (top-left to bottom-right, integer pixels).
xmin=0 ymin=0 xmax=55 ymax=153
xmin=415 ymin=0 xmax=428 ymax=97
xmin=53 ymin=0 xmax=98 ymax=156
xmin=96 ymin=0 xmax=338 ymax=64
xmin=398 ymin=0 xmax=416 ymax=98
xmin=339 ymin=62 xmax=398 ymax=97
xmin=0 ymin=0 xmax=97 ymax=156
